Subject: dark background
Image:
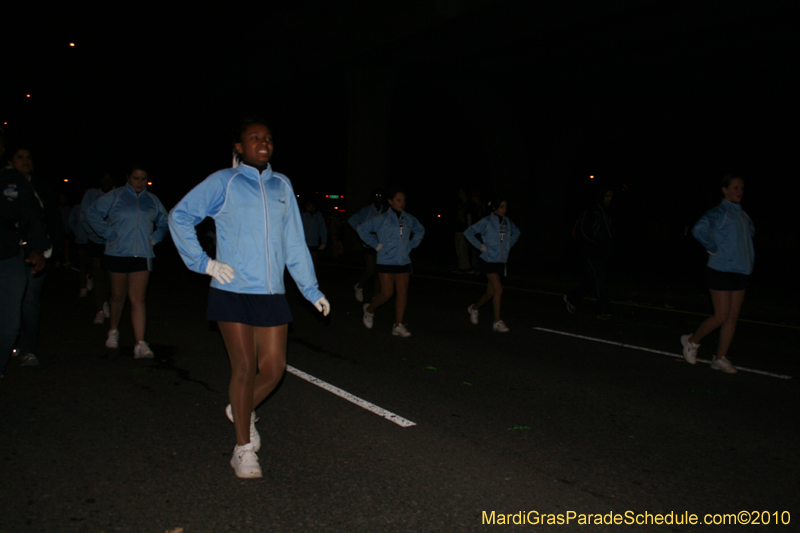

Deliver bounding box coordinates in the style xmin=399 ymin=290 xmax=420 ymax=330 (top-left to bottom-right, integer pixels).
xmin=2 ymin=0 xmax=796 ymax=289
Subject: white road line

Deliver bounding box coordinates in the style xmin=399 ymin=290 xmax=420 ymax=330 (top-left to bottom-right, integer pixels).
xmin=532 ymin=327 xmax=793 ymax=380
xmin=286 ymin=365 xmax=417 ymax=427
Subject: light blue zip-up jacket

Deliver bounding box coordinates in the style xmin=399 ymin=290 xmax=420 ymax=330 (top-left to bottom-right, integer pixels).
xmin=357 ymin=209 xmax=424 ymax=265
xmin=349 ymin=204 xmax=386 ymax=247
xmin=692 ymin=199 xmax=755 ymax=275
xmin=302 ymin=211 xmax=327 ymax=247
xmin=80 ymin=188 xmax=110 ymax=244
xmin=168 ymin=164 xmax=323 ymax=303
xmin=465 ymin=214 xmax=520 ymax=264
xmin=68 ymin=204 xmax=87 ymax=244
xmin=85 ymin=184 xmax=168 ymax=258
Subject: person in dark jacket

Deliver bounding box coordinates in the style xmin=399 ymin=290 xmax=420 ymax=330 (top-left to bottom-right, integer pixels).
xmin=6 ymin=147 xmax=63 ymax=366
xmin=564 ymin=186 xmax=614 ymax=319
xmin=1 ymin=142 xmax=50 ymax=375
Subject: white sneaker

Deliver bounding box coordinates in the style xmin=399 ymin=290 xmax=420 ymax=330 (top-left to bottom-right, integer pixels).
xmin=680 ymin=334 xmax=699 ymax=364
xmin=105 ymin=329 xmax=119 ymax=348
xmin=467 ymin=304 xmax=479 ymax=325
xmin=492 ymin=320 xmax=509 ymax=333
xmin=20 ymin=353 xmax=40 ymax=366
xmin=392 ymin=323 xmax=411 ymax=337
xmin=362 ymin=303 xmax=374 ymax=329
xmin=103 ymin=301 xmax=110 ymax=318
xmin=354 ymin=283 xmax=364 ymax=302
xmin=133 ymin=341 xmax=154 ymax=359
xmin=711 ymin=356 xmax=738 ymax=374
xmin=230 ymin=443 xmax=262 ymax=479
xmin=93 ymin=310 xmax=105 ymax=325
xmin=225 ymin=405 xmax=261 ymax=452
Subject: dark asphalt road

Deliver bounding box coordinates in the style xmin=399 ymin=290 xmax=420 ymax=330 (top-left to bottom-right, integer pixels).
xmin=2 ymin=253 xmax=798 ymax=532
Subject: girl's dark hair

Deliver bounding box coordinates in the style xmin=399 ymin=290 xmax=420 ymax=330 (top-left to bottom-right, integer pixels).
xmin=232 ymin=117 xmax=271 ymax=154
xmin=126 ymin=164 xmax=147 ymax=176
xmin=5 ymin=145 xmax=32 ymax=163
xmin=487 ymin=197 xmax=506 ymax=211
xmin=720 ymin=174 xmax=743 ymax=191
xmin=386 ymin=187 xmax=405 ymax=200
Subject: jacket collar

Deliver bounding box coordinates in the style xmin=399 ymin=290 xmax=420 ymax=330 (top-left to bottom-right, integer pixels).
xmin=238 ymin=162 xmax=273 ymax=180
xmin=125 ymin=183 xmax=146 ymax=197
xmin=721 ymin=199 xmax=741 ymax=211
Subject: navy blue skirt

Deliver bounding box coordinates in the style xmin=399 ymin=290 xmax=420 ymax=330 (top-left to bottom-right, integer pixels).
xmin=704 ymin=267 xmax=749 ymax=291
xmin=207 ymin=288 xmax=293 ymax=327
xmin=102 ymin=255 xmax=152 ymax=273
xmin=478 ymin=258 xmax=505 ymax=275
xmin=376 ymin=263 xmax=412 ymax=274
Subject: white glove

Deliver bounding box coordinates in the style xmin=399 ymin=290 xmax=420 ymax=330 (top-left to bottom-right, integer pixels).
xmin=206 ymin=259 xmax=235 ymax=284
xmin=480 ymin=245 xmax=487 ymax=253
xmin=314 ymin=296 xmax=330 ymax=316
xmin=375 ymin=243 xmax=383 ymax=252
xmin=318 ymin=244 xmax=326 ymax=251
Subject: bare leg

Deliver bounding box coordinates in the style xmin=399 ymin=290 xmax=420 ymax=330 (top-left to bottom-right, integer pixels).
xmin=108 ymin=272 xmax=128 ymax=331
xmin=394 ymin=273 xmax=410 ymax=324
xmin=473 ymin=274 xmax=503 ymax=321
xmin=689 ymin=289 xmax=731 ymax=345
xmin=473 ymin=281 xmax=495 ymax=310
xmin=219 ymin=322 xmax=258 ymax=446
xmin=717 ymin=290 xmax=745 ymax=359
xmin=367 ymin=273 xmax=395 ymax=314
xmin=358 ymin=253 xmax=376 ymax=291
xmin=487 ymin=273 xmax=503 ymax=322
xmin=128 ymin=270 xmax=150 ymax=343
xmin=252 ymin=325 xmax=288 ymax=406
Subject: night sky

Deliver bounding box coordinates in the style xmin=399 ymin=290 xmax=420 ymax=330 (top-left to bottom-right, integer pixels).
xmin=2 ymin=0 xmax=795 ymax=274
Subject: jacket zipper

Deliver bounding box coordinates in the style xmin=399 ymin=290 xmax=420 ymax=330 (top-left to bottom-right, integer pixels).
xmin=258 ymin=172 xmax=272 ymax=293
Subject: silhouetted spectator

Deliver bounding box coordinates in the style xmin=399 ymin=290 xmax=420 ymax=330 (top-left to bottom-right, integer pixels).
xmin=564 ymin=185 xmax=614 ymax=319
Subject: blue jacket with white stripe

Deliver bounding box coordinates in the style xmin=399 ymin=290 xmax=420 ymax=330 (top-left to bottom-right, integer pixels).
xmin=168 ymin=163 xmax=323 ymax=303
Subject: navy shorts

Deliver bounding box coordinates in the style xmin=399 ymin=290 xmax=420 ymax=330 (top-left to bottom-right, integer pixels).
xmin=478 ymin=258 xmax=505 ymax=276
xmin=207 ymin=288 xmax=293 ymax=327
xmin=86 ymin=240 xmax=106 ymax=259
xmin=704 ymin=267 xmax=749 ymax=291
xmin=376 ymin=263 xmax=412 ymax=274
xmin=102 ymin=255 xmax=152 ymax=273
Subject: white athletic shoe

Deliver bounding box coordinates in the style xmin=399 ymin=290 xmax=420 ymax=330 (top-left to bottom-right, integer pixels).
xmin=230 ymin=443 xmax=262 ymax=479
xmin=392 ymin=323 xmax=411 ymax=337
xmin=467 ymin=304 xmax=479 ymax=325
xmin=93 ymin=310 xmax=105 ymax=325
xmin=362 ymin=303 xmax=374 ymax=329
xmin=354 ymin=283 xmax=364 ymax=302
xmin=492 ymin=320 xmax=510 ymax=333
xmin=133 ymin=341 xmax=154 ymax=359
xmin=225 ymin=405 xmax=261 ymax=451
xmin=711 ymin=356 xmax=738 ymax=374
xmin=105 ymin=329 xmax=119 ymax=348
xmin=680 ymin=334 xmax=699 ymax=365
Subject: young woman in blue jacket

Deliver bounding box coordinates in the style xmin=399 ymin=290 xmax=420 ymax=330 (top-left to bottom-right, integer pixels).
xmin=85 ymin=165 xmax=168 ymax=359
xmin=358 ymin=189 xmax=424 ymax=337
xmin=681 ymin=176 xmax=754 ymax=374
xmin=465 ymin=198 xmax=520 ymax=332
xmin=168 ymin=118 xmax=330 ymax=479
